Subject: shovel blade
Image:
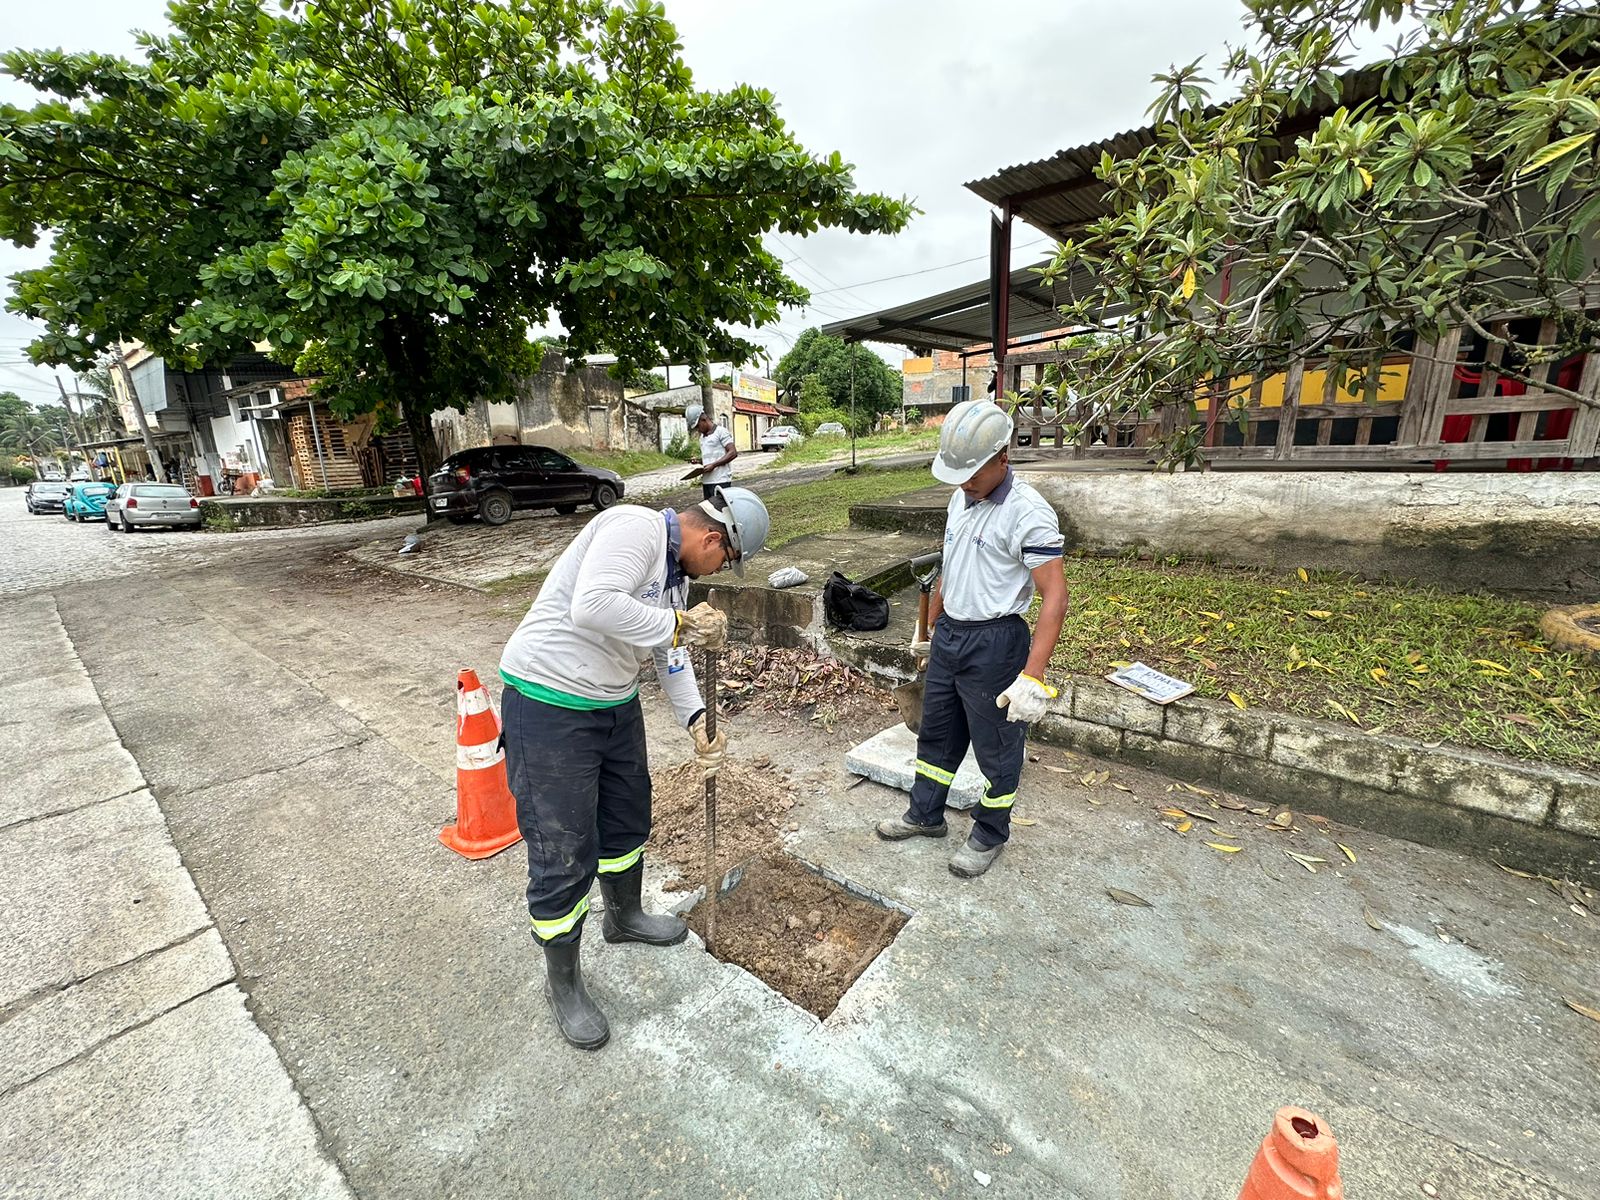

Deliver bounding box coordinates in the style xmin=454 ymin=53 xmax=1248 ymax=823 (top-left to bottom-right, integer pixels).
xmin=892 ymin=678 xmax=924 ymax=735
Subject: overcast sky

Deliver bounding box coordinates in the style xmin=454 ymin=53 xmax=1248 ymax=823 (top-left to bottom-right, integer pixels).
xmin=0 ymin=0 xmax=1252 ymax=402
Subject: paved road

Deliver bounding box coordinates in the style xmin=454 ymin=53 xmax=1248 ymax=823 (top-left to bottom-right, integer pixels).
xmin=0 ymin=486 xmax=417 ymax=598
xmin=3 ymin=482 xmax=1597 ymax=1199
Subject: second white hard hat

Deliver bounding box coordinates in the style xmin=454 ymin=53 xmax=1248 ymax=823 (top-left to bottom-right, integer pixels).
xmin=932 ymin=399 xmax=1013 ymax=484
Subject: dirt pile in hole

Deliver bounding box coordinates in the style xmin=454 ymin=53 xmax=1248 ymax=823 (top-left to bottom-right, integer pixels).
xmin=685 ymin=854 xmax=907 ymax=1018
xmin=648 ymin=759 xmax=797 ymax=890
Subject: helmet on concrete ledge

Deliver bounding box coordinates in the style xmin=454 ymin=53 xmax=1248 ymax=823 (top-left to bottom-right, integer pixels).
xmin=933 ymin=399 xmax=1013 ymax=484
xmin=702 ymin=486 xmax=770 ymax=577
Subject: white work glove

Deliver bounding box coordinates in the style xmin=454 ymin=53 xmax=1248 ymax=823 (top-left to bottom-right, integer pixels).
xmin=689 ymin=712 xmax=727 ymax=775
xmin=909 ymin=638 xmax=933 ymax=658
xmin=996 ymin=673 xmax=1057 ymax=724
xmin=675 ymin=602 xmax=727 ymax=649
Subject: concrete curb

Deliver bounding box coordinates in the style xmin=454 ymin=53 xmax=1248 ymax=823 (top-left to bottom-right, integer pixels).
xmin=200 ymin=494 xmax=424 ymax=530
xmin=1030 ymin=676 xmax=1600 ymax=884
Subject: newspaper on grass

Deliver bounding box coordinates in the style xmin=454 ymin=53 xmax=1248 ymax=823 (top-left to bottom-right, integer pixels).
xmin=1105 ymin=661 xmax=1195 ymax=706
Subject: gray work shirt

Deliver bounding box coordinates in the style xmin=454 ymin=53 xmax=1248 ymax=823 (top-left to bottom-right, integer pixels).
xmin=700 ymin=424 xmax=736 ymax=485
xmin=939 ymin=470 xmax=1064 ymax=621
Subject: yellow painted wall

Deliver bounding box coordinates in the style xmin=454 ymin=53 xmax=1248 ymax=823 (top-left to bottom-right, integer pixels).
xmin=1195 ymin=358 xmax=1412 ymax=411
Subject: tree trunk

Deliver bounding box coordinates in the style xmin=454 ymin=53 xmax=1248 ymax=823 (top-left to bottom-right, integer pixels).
xmin=402 ymin=391 xmax=442 ymax=483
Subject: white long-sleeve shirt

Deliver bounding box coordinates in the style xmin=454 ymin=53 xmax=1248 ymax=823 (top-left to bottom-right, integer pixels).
xmin=499 ymin=506 xmax=704 ymax=726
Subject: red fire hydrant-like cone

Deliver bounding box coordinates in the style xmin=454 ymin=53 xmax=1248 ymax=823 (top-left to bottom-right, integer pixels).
xmin=1238 ymin=1107 xmax=1344 ymax=1200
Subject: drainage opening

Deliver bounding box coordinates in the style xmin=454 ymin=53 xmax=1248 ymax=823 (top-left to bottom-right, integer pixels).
xmin=686 ymin=854 xmax=909 ymax=1019
xmin=1291 ymin=1117 xmax=1320 ymax=1140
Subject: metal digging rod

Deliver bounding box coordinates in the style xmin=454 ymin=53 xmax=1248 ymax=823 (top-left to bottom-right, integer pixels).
xmin=701 ymin=646 xmax=719 ymax=954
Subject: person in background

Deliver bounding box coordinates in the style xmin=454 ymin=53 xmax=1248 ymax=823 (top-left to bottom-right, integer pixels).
xmin=683 ymin=404 xmax=737 ymax=500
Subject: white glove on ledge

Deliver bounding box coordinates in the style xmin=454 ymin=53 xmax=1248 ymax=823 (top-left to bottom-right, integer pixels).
xmin=996 ymin=673 xmax=1057 ymax=724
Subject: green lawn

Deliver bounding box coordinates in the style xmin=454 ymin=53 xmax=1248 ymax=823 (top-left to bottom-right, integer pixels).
xmin=1045 ymin=556 xmax=1600 ymax=769
xmin=765 ymin=427 xmax=938 ymax=468
xmin=762 ymin=465 xmax=930 ymax=549
xmin=567 ymin=447 xmax=686 ymax=477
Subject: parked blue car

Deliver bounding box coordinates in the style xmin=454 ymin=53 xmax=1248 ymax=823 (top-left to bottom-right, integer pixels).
xmin=63 ymin=482 xmax=116 ymax=522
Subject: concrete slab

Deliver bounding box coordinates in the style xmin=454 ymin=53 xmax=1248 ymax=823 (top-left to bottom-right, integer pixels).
xmin=846 ymin=721 xmax=986 ymax=809
xmin=0 ymin=985 xmax=352 ymax=1200
xmin=0 ymin=595 xmax=72 ymax=687
xmin=0 ymin=928 xmax=233 ymax=1094
xmin=0 ymin=737 xmax=144 ymax=829
xmin=0 ymin=790 xmax=210 ymax=1008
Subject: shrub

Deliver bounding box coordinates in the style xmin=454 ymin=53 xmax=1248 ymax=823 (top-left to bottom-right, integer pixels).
xmin=9 ymin=464 xmax=36 ymax=485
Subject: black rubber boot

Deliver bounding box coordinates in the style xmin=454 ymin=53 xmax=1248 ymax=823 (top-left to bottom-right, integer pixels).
xmin=599 ymin=864 xmax=688 ymax=946
xmin=542 ymin=941 xmax=610 ymax=1050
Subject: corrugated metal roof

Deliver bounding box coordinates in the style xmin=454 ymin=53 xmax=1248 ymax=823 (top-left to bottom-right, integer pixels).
xmin=967 ymin=65 xmax=1388 ymax=238
xmin=820 ymin=258 xmax=1114 ymax=352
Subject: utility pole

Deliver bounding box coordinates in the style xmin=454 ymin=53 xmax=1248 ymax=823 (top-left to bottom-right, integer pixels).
xmin=849 ymin=346 xmax=857 ymax=471
xmin=55 ymin=375 xmax=91 ymax=472
xmin=113 ymin=354 xmax=167 ymax=483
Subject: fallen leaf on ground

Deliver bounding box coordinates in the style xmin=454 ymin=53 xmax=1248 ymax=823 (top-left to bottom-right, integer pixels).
xmin=1175 ymin=819 xmax=1193 ymax=833
xmin=1271 ymin=811 xmax=1294 ymax=828
xmin=1012 ymin=817 xmax=1037 ymax=826
xmin=1494 ymin=860 xmax=1536 ymax=879
xmin=1228 ymin=692 xmax=1247 ymax=710
xmin=1305 ymin=609 xmax=1332 ymax=620
xmin=1561 ymin=998 xmax=1600 ymax=1030
xmin=1337 ymin=843 xmax=1358 ymax=863
xmin=1327 ymin=699 xmax=1362 ymax=725
xmin=1179 ymin=782 xmax=1214 ymax=796
xmin=1249 ymin=806 xmax=1272 ymax=816
xmin=1363 ymin=907 xmax=1384 ymax=931
xmin=1285 ymin=851 xmax=1327 ymax=873
xmin=1039 ymin=763 xmax=1073 ymax=774
xmin=1106 ymin=888 xmax=1153 ymax=908
xmin=1297 ymin=567 xmax=1309 ymax=582
xmin=1205 ymin=842 xmax=1242 ymax=853
xmin=1110 ymin=782 xmax=1133 ymax=792
xmin=1214 ymin=795 xmax=1249 ymax=811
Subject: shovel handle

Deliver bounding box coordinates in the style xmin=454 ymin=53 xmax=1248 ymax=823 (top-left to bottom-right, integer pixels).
xmin=701 ymin=647 xmax=719 ymax=953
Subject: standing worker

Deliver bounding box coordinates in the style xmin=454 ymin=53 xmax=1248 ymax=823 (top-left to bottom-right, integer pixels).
xmin=683 ymin=403 xmax=738 ymax=500
xmin=499 ymin=486 xmax=771 ymax=1049
xmin=875 ymin=399 xmax=1069 ymax=878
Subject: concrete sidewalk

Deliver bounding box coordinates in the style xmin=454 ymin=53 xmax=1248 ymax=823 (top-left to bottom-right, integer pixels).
xmin=48 ymin=555 xmax=1600 ymax=1200
xmin=0 ymin=595 xmax=352 ymax=1200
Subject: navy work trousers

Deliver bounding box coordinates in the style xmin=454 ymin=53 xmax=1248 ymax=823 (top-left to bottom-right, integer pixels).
xmin=905 ymin=614 xmax=1030 ymax=847
xmin=502 ymin=689 xmax=652 ymax=945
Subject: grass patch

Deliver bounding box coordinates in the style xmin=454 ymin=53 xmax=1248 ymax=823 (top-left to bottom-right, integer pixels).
xmin=268 ymin=486 xmax=392 ymax=499
xmin=763 ymin=465 xmax=930 ymax=549
xmin=568 ymin=447 xmax=686 ymax=477
xmin=1047 ymin=555 xmax=1600 ymax=769
xmin=484 ymin=569 xmax=549 ymax=598
xmin=765 ymin=428 xmax=938 ymax=468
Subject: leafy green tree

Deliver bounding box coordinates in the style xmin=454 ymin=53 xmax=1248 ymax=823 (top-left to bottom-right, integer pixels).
xmin=1045 ymin=0 xmax=1600 ymax=464
xmin=0 ymin=0 xmax=912 ymax=476
xmin=774 ymin=328 xmax=900 ymax=432
xmin=0 ymin=407 xmax=59 ymax=475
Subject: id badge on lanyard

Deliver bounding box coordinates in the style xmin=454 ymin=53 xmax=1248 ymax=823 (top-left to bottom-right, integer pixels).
xmin=666 ymin=644 xmax=689 ymax=674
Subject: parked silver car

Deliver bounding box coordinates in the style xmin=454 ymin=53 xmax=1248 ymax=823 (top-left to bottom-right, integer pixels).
xmin=105 ymin=482 xmax=203 ymax=531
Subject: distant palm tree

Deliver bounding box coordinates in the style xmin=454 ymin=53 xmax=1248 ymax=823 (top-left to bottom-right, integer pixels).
xmin=0 ymin=411 xmax=59 ymax=476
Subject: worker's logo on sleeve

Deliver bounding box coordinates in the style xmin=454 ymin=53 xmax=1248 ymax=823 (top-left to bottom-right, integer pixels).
xmin=639 ymin=581 xmax=662 ymax=601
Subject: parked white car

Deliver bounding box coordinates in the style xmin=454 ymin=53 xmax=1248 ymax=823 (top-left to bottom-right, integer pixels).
xmin=813 ymin=421 xmax=847 ymax=437
xmin=760 ymin=425 xmax=803 ymax=451
xmin=105 ymin=482 xmax=203 ymax=532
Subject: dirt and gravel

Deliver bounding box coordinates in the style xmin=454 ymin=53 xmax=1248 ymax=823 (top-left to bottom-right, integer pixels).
xmin=684 ymin=854 xmax=908 ymax=1018
xmin=647 ymin=759 xmax=797 ymax=890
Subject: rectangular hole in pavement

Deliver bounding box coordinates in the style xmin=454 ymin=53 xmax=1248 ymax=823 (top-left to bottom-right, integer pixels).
xmin=685 ymin=853 xmax=911 ymax=1019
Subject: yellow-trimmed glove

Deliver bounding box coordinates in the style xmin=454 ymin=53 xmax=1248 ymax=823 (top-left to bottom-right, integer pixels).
xmin=689 ymin=712 xmax=727 ymax=775
xmin=995 ymin=673 xmax=1057 ymax=724
xmin=675 ymin=602 xmax=727 ymax=650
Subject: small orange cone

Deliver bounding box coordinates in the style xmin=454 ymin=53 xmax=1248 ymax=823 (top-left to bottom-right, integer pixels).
xmin=1238 ymin=1107 xmax=1344 ymax=1200
xmin=439 ymin=669 xmax=523 ymax=860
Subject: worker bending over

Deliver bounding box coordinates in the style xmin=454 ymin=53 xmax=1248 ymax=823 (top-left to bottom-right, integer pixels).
xmin=877 ymin=399 xmax=1068 ymax=877
xmin=499 ymin=486 xmax=771 ymax=1049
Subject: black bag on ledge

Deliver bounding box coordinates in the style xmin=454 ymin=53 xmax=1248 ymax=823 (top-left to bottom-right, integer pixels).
xmin=822 ymin=571 xmax=890 ymax=632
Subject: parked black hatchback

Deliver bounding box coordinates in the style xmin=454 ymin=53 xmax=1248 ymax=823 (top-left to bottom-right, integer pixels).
xmin=426 ymin=445 xmax=625 ymax=526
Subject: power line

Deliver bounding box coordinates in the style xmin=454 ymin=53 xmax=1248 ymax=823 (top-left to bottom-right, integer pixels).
xmin=806 ymin=238 xmax=1054 ymax=296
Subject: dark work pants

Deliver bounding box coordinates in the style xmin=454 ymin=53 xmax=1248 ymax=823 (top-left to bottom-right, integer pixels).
xmin=905 ymin=615 xmax=1030 ymax=848
xmin=502 ymin=689 xmax=652 ymax=945
xmin=702 ymin=483 xmax=720 ymax=501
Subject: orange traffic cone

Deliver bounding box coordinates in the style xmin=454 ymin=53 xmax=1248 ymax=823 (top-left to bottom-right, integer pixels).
xmin=439 ymin=669 xmax=523 ymax=860
xmin=1238 ymin=1107 xmax=1344 ymax=1200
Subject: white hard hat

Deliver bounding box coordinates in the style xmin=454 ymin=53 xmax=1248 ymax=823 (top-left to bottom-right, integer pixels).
xmin=702 ymin=485 xmax=770 ymax=576
xmin=686 ymin=404 xmax=705 ymax=426
xmin=932 ymin=399 xmax=1013 ymax=484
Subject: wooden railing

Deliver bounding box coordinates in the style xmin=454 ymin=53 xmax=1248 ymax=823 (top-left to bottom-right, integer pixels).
xmin=1003 ymin=323 xmax=1600 ymax=466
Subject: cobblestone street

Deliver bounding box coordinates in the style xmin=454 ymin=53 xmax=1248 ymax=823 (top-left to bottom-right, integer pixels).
xmin=0 ymin=486 xmax=418 ymax=597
